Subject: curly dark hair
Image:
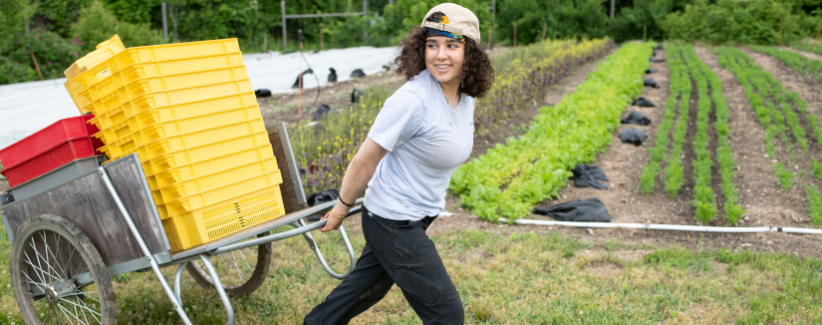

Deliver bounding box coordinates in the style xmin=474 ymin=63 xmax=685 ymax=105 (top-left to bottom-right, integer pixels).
xmin=394 ymin=12 xmax=494 ymax=98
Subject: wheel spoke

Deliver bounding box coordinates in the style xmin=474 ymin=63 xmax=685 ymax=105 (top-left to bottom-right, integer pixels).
xmin=29 ymin=240 xmax=60 ymax=282
xmin=75 ymin=296 xmax=92 ymax=325
xmin=231 ymin=254 xmax=245 ymax=283
xmin=24 ymin=251 xmax=50 ymax=286
xmin=237 ymin=248 xmax=254 ymax=271
xmin=54 ymin=303 xmax=70 ymax=325
xmin=75 ymin=295 xmax=102 ymax=324
xmin=56 ymin=302 xmax=88 ymax=324
xmin=41 ymin=231 xmax=69 ymax=278
xmin=23 ymin=271 xmax=49 ymax=289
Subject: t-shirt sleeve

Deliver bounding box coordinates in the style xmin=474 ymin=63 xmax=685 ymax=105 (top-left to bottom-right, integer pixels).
xmin=368 ymin=92 xmax=424 ymax=152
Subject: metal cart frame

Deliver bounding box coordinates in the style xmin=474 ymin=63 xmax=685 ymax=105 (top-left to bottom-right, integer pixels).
xmin=2 ymin=122 xmax=358 ymax=325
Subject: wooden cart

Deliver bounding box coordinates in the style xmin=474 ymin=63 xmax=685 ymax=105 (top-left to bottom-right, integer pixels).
xmin=1 ymin=122 xmax=358 ymax=325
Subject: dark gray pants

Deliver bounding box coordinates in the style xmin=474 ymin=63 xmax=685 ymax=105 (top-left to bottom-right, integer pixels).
xmin=304 ymin=206 xmax=464 ymax=325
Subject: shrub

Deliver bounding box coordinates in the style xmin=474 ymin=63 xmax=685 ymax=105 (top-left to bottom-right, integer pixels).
xmin=1 ymin=31 xmax=82 ymax=82
xmin=0 ymin=56 xmax=37 ymax=85
xmin=661 ymin=0 xmax=809 ymax=45
xmin=71 ymin=1 xmax=162 ymax=53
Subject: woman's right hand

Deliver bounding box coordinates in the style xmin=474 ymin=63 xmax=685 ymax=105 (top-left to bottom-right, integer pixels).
xmin=319 ymin=201 xmax=350 ymax=232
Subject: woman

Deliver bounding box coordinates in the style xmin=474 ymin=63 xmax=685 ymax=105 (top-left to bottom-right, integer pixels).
xmin=304 ymin=3 xmax=493 ymax=324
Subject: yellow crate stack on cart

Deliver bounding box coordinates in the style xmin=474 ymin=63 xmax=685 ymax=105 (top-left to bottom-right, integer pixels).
xmin=66 ymin=37 xmax=286 ymax=252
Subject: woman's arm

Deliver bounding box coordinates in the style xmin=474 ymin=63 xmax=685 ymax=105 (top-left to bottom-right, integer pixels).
xmin=319 ymin=138 xmax=388 ymax=231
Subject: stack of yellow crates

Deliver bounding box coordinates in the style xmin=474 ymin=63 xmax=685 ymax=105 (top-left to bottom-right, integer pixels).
xmin=66 ymin=35 xmax=285 ymax=252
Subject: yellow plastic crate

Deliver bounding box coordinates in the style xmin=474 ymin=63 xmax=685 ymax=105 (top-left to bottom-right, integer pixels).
xmin=99 ymin=117 xmax=266 ymax=160
xmin=88 ymin=88 xmax=255 ymax=133
xmin=157 ymin=160 xmax=279 ymax=202
xmin=79 ymin=65 xmax=249 ymax=106
xmin=64 ymin=35 xmax=125 ymax=80
xmin=150 ymin=143 xmax=276 ymax=186
xmin=64 ymin=35 xmax=126 ymax=114
xmin=114 ymin=139 xmax=276 ymax=216
xmin=162 ymin=185 xmax=285 ymax=252
xmin=73 ymin=39 xmax=241 ymax=89
xmin=159 ymin=170 xmax=283 ymax=219
xmin=88 ymin=78 xmax=253 ymax=117
xmin=94 ymin=105 xmax=261 ymax=146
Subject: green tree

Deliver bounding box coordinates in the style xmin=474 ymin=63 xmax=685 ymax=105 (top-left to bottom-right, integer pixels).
xmin=71 ymin=1 xmax=161 ymax=52
xmin=31 ymin=0 xmax=94 ymax=37
xmin=0 ymin=0 xmax=35 ymax=49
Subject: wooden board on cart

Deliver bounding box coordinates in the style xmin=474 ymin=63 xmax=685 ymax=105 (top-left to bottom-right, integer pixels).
xmin=1 ymin=155 xmax=169 ymax=268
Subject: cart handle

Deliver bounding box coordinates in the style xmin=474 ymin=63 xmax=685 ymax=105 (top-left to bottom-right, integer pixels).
xmin=294 ymin=205 xmax=361 ymax=279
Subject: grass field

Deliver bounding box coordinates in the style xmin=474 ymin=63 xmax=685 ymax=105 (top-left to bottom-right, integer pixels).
xmin=2 ymin=218 xmax=821 ymax=324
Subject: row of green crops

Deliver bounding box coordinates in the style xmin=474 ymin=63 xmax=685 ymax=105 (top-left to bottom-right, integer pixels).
xmin=683 ymin=46 xmax=746 ymax=225
xmin=663 ymin=47 xmax=692 ymax=199
xmin=449 ymin=42 xmax=651 ymax=221
xmin=288 ymin=38 xmax=612 ymax=195
xmin=639 ymin=45 xmax=686 ymax=196
xmin=640 ymin=45 xmax=745 ymax=225
xmin=682 ymin=47 xmax=718 ymax=223
xmin=748 ymin=45 xmax=822 ymax=82
xmin=713 ymin=46 xmax=822 ymax=225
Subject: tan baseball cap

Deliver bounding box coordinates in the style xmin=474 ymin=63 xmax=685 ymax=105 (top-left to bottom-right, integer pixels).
xmin=420 ymin=3 xmax=481 ymax=44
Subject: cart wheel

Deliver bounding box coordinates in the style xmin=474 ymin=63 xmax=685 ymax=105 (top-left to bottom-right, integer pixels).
xmin=10 ymin=214 xmax=117 ymax=325
xmin=186 ymin=232 xmax=272 ymax=297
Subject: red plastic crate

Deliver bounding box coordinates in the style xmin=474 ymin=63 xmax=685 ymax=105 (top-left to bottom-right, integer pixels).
xmin=1 ymin=138 xmax=98 ymax=187
xmin=0 ymin=115 xmax=101 ymax=170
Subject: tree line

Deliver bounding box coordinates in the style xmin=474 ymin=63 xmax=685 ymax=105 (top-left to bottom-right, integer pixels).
xmin=0 ymin=0 xmax=820 ymax=84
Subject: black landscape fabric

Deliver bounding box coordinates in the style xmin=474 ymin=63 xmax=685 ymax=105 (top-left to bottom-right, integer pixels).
xmin=291 ymin=68 xmax=314 ymax=89
xmin=533 ymin=198 xmax=611 ymax=222
xmin=649 ymin=58 xmax=666 ymax=63
xmin=305 ymin=189 xmax=341 ymax=221
xmin=314 ymin=104 xmax=335 ymax=120
xmin=643 ymin=78 xmax=660 ymax=88
xmin=571 ymin=164 xmax=609 ymax=190
xmin=351 ymin=88 xmax=365 ymax=103
xmin=621 ymin=111 xmax=652 ymax=126
xmin=254 ymin=88 xmax=272 ymax=98
xmin=350 ymin=69 xmax=366 ymax=78
xmin=631 ymin=96 xmax=656 ymax=107
xmin=620 ymin=128 xmax=648 ymax=146
xmin=645 ymin=68 xmax=660 ymax=74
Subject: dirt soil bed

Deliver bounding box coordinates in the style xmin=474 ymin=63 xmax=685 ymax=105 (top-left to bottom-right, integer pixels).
xmin=336 ymin=45 xmax=822 ymax=259
xmin=779 ymin=46 xmax=822 ymax=63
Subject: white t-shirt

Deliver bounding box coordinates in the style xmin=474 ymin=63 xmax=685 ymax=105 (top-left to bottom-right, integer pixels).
xmin=364 ymin=70 xmax=475 ymax=221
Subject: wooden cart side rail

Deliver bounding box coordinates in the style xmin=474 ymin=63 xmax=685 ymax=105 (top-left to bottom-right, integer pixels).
xmin=1 ymin=154 xmax=170 ymax=271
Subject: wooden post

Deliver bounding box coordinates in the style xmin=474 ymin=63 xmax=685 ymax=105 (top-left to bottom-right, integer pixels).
xmin=542 ymin=21 xmax=547 ymax=41
xmin=814 ymin=17 xmax=822 ymax=53
xmin=488 ymin=24 xmax=493 ymax=50
xmin=779 ymin=17 xmax=783 ymax=47
xmin=320 ymin=25 xmax=324 ymax=51
xmin=162 ymin=3 xmax=168 ymax=41
xmin=263 ymin=33 xmax=267 ymax=53
xmin=281 ymin=1 xmax=287 ymax=52
xmin=298 ymin=42 xmax=302 ymax=119
xmin=513 ymin=23 xmax=517 ymax=48
xmin=30 ymin=51 xmax=43 ymax=81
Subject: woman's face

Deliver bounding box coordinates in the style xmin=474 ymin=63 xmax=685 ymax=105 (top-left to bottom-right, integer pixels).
xmin=425 ymin=36 xmax=465 ymax=86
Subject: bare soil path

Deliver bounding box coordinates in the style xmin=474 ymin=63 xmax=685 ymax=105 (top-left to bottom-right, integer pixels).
xmin=779 ymin=46 xmax=822 ymax=63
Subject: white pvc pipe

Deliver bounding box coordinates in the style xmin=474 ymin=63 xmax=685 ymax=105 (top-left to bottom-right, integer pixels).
xmin=497 ymin=218 xmax=822 ymax=235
